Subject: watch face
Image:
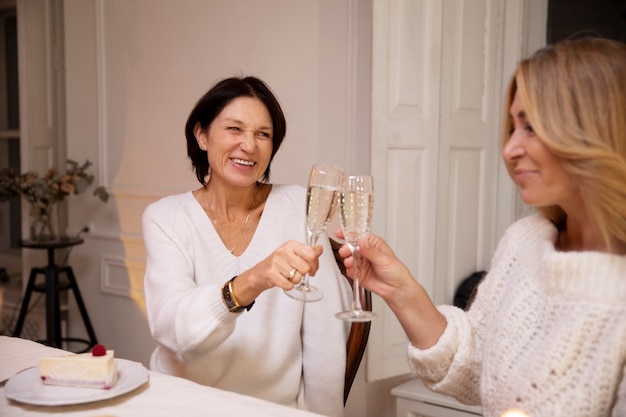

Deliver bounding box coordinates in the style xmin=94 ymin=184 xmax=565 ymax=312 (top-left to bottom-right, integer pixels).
xmin=222 ymin=281 xmax=244 ymax=313
xmin=221 ymin=277 xmax=253 ymax=313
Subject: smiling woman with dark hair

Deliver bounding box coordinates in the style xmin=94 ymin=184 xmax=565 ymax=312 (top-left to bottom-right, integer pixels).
xmin=142 ymin=76 xmax=350 ymax=417
xmin=184 ymin=76 xmax=287 ymax=184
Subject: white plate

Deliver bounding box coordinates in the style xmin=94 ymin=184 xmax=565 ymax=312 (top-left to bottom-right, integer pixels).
xmin=5 ymin=358 xmax=149 ymax=406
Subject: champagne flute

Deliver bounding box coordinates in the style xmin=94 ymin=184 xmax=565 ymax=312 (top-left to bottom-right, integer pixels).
xmin=285 ymin=163 xmax=344 ymax=302
xmin=336 ymin=175 xmax=377 ymax=321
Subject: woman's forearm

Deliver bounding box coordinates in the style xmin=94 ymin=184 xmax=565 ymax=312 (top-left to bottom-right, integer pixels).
xmin=385 ymin=277 xmax=447 ymax=349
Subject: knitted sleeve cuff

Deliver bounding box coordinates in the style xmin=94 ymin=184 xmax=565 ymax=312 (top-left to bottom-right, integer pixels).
xmin=406 ymin=305 xmax=463 ymax=384
xmin=169 ymin=285 xmax=238 ymax=363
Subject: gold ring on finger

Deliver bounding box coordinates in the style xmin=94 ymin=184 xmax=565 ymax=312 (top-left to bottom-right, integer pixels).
xmin=287 ymin=268 xmax=297 ymax=281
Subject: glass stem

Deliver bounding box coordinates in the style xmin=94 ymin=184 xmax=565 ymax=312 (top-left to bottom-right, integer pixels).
xmin=298 ymin=230 xmax=320 ymax=290
xmin=308 ymin=229 xmax=320 ymax=247
xmin=352 ymin=246 xmax=363 ymax=311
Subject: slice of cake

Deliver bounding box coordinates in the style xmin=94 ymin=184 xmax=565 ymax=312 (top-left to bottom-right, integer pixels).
xmin=39 ymin=344 xmax=118 ymax=389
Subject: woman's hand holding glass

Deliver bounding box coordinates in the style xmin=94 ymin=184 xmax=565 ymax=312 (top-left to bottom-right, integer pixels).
xmin=282 ymin=163 xmax=379 ymax=321
xmin=285 ymin=163 xmax=344 ymax=302
xmin=336 ymin=175 xmax=377 ymax=322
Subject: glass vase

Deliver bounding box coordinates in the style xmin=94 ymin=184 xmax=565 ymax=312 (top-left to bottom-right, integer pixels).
xmin=29 ymin=202 xmax=56 ymax=242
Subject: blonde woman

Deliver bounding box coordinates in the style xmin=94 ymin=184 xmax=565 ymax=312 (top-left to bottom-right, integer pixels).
xmin=337 ymin=37 xmax=626 ymax=416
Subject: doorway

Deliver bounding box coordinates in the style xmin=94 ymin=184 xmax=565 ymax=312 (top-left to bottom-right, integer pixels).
xmin=0 ymin=3 xmax=20 ymax=295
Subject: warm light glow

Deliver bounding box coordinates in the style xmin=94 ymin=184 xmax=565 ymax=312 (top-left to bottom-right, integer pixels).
xmin=501 ymin=409 xmax=529 ymax=417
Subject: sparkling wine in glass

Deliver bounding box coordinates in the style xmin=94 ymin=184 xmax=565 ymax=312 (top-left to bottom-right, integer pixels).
xmin=285 ymin=163 xmax=344 ymax=302
xmin=336 ymin=175 xmax=377 ymax=321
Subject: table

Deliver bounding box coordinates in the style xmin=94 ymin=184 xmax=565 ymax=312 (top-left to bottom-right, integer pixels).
xmin=13 ymin=238 xmax=98 ymax=351
xmin=0 ymin=336 xmax=324 ymax=417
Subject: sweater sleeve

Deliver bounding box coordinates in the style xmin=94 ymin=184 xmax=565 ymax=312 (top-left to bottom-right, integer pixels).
xmin=142 ymin=196 xmax=237 ymax=363
xmin=407 ymin=304 xmax=482 ymax=405
xmin=404 ymin=224 xmax=521 ymax=406
xmin=406 ymin=215 xmax=551 ymax=406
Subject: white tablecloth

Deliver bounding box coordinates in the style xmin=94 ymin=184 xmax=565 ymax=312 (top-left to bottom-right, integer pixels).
xmin=0 ymin=336 xmax=325 ymax=417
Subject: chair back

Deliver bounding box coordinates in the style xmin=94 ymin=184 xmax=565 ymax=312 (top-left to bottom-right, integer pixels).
xmin=330 ymin=238 xmax=372 ymax=404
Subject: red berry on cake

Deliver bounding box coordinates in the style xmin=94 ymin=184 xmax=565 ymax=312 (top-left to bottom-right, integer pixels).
xmin=92 ymin=344 xmax=107 ymax=357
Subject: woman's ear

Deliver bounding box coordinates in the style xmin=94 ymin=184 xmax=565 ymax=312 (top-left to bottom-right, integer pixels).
xmin=194 ymin=122 xmax=207 ymax=151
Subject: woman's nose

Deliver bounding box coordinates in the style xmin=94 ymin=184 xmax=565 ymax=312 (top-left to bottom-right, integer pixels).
xmin=240 ymin=130 xmax=256 ymax=151
xmin=502 ymin=130 xmax=524 ymax=162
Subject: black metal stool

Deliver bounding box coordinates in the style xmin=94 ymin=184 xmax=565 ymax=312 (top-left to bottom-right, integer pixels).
xmin=13 ymin=237 xmax=98 ymax=352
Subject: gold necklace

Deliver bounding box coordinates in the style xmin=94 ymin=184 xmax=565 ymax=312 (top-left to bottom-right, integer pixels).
xmin=203 ymin=184 xmax=265 ymax=254
xmin=208 ymin=211 xmax=251 ymax=254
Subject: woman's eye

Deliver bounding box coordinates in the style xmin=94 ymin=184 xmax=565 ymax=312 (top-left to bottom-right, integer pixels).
xmin=523 ymin=123 xmax=534 ymax=135
xmin=257 ymin=131 xmax=272 ymax=139
xmin=227 ymin=126 xmax=241 ymax=132
xmin=509 ymin=123 xmax=534 ymax=138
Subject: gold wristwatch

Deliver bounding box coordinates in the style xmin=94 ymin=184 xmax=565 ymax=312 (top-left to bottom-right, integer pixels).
xmin=221 ymin=276 xmax=255 ymax=313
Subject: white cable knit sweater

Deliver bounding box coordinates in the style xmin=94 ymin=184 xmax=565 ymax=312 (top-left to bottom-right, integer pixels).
xmin=407 ymin=214 xmax=626 ymax=417
xmin=142 ymin=185 xmax=351 ymax=417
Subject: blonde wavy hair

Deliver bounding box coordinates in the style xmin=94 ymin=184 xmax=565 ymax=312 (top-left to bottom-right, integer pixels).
xmin=502 ymin=37 xmax=626 ymax=250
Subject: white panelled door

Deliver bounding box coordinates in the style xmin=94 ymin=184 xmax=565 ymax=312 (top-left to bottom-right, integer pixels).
xmin=368 ymin=0 xmax=546 ymax=382
xmin=370 ymin=0 xmax=444 ymax=381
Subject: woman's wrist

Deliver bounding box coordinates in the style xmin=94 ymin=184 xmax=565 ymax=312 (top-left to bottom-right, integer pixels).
xmin=388 ymin=276 xmax=446 ymax=349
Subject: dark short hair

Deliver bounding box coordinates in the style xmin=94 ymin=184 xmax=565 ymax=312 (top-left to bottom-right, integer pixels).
xmin=185 ymin=76 xmax=287 ymax=185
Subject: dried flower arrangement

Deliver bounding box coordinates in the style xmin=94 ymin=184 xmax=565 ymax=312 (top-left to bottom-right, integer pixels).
xmin=0 ymin=159 xmax=109 ymax=241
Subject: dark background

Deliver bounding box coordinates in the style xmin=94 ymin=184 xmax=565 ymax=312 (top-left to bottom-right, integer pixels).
xmin=548 ymin=0 xmax=626 ymax=43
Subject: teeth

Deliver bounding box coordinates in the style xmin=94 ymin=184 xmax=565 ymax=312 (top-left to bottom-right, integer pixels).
xmin=232 ymin=158 xmax=254 ymax=166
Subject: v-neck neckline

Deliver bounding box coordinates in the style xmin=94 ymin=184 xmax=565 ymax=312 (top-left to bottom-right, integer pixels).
xmin=191 ymin=185 xmax=274 ymax=258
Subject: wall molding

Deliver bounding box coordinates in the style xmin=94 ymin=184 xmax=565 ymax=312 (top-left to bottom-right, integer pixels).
xmin=100 ymin=253 xmax=145 ymax=300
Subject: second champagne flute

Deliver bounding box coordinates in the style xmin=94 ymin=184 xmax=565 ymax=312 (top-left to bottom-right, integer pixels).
xmin=336 ymin=175 xmax=377 ymax=321
xmin=285 ymin=163 xmax=344 ymax=302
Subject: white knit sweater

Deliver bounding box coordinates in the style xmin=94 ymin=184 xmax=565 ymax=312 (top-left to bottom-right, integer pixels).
xmin=407 ymin=214 xmax=626 ymax=417
xmin=142 ymin=185 xmax=351 ymax=417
